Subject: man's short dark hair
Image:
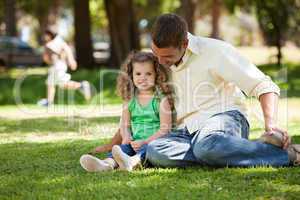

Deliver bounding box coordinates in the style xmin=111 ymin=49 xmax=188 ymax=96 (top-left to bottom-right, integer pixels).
xmin=45 ymin=29 xmax=57 ymax=40
xmin=151 ymin=13 xmax=188 ymax=48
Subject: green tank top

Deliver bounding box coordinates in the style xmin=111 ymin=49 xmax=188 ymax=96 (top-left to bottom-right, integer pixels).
xmin=128 ymin=94 xmax=160 ymax=140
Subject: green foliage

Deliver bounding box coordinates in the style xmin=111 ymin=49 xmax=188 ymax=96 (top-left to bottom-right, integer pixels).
xmin=286 ymin=1 xmax=300 ymax=46
xmin=89 ymin=0 xmax=108 ymax=32
xmin=160 ymin=0 xmax=180 ymax=13
xmin=254 ymin=0 xmax=291 ymax=45
xmin=224 ymin=0 xmax=300 ymax=46
xmin=223 ymin=0 xmax=253 ymax=13
xmin=17 ymin=0 xmax=53 ymax=19
xmin=79 ymin=0 xmax=183 ymax=37
xmin=134 ymin=0 xmax=181 ymax=29
xmin=223 ymin=0 xmax=300 ymax=66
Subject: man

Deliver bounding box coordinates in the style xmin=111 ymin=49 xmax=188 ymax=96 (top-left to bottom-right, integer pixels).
xmin=146 ymin=13 xmax=299 ymax=167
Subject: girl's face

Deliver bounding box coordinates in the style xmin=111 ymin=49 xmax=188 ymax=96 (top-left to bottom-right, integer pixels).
xmin=44 ymin=34 xmax=52 ymax=43
xmin=132 ymin=61 xmax=156 ymax=92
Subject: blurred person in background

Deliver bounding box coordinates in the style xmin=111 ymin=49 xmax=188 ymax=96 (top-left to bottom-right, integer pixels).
xmin=38 ymin=28 xmax=91 ymax=106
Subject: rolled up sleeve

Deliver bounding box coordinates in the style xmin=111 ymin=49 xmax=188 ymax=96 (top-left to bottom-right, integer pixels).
xmin=250 ymin=76 xmax=280 ymax=98
xmin=212 ymin=44 xmax=280 ymax=98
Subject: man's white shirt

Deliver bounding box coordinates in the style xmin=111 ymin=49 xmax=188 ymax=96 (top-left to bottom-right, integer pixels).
xmin=171 ymin=33 xmax=280 ymax=133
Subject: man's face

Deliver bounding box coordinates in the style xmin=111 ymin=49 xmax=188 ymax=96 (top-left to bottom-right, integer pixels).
xmin=151 ymin=41 xmax=187 ymax=67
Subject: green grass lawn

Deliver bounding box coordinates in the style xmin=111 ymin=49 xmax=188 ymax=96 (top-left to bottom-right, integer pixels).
xmin=0 ymin=64 xmax=300 ymax=199
xmin=0 ymin=102 xmax=300 ymax=200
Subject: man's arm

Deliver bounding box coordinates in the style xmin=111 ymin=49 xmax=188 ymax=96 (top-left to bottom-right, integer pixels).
xmin=43 ymin=48 xmax=52 ymax=65
xmin=259 ymin=92 xmax=278 ymax=131
xmin=259 ymin=92 xmax=290 ymax=149
xmin=62 ymin=42 xmax=77 ymax=70
xmin=211 ymin=42 xmax=289 ymax=149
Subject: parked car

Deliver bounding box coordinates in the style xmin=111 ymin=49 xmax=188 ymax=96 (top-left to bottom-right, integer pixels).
xmin=0 ymin=36 xmax=44 ymax=67
xmin=93 ymin=41 xmax=110 ymax=64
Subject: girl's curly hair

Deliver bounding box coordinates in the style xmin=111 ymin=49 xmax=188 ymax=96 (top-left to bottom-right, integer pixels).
xmin=116 ymin=51 xmax=175 ymax=110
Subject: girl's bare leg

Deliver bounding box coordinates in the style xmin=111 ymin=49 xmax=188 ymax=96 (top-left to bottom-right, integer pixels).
xmin=62 ymin=81 xmax=91 ymax=100
xmin=62 ymin=80 xmax=81 ymax=90
xmin=89 ymin=129 xmax=122 ymax=154
xmin=47 ymin=85 xmax=56 ymax=103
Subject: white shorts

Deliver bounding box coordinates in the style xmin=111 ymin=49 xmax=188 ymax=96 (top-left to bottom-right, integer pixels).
xmin=46 ymin=61 xmax=71 ymax=86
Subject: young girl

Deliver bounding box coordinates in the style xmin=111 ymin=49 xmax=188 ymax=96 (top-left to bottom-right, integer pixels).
xmin=80 ymin=51 xmax=174 ymax=172
xmin=37 ymin=29 xmax=91 ymax=106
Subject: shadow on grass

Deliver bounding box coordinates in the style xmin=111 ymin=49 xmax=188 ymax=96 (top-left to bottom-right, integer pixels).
xmin=0 ymin=140 xmax=300 ymax=199
xmin=0 ymin=116 xmax=119 ymax=134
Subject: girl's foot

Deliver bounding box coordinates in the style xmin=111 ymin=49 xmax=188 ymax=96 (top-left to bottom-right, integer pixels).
xmin=79 ymin=81 xmax=91 ymax=101
xmin=37 ymin=98 xmax=52 ymax=107
xmin=112 ymin=145 xmax=141 ymax=171
xmin=80 ymin=154 xmax=114 ymax=172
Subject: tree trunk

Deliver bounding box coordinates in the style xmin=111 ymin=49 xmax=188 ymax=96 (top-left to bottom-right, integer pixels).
xmin=180 ymin=0 xmax=196 ymax=33
xmin=211 ymin=0 xmax=221 ymax=39
xmin=276 ymin=43 xmax=282 ymax=67
xmin=48 ymin=0 xmax=61 ymax=25
xmin=275 ymin=26 xmax=282 ymax=67
xmin=4 ymin=0 xmax=17 ymax=36
xmin=74 ymin=0 xmax=94 ymax=68
xmin=104 ymin=0 xmax=140 ymax=68
xmin=37 ymin=0 xmax=62 ymax=44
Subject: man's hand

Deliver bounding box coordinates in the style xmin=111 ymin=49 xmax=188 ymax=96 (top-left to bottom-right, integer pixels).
xmin=259 ymin=93 xmax=290 ymax=149
xmin=130 ymin=140 xmax=146 ymax=152
xmin=264 ymin=125 xmax=291 ymax=149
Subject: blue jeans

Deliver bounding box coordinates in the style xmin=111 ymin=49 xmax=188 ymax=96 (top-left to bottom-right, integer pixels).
xmin=108 ymin=144 xmax=148 ymax=161
xmin=146 ymin=110 xmax=290 ymax=167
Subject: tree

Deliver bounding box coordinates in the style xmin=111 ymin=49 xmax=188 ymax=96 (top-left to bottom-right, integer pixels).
xmin=0 ymin=1 xmax=4 ymax=24
xmin=287 ymin=2 xmax=300 ymax=46
xmin=254 ymin=0 xmax=298 ymax=67
xmin=224 ymin=0 xmax=299 ymax=66
xmin=104 ymin=0 xmax=140 ymax=67
xmin=179 ymin=0 xmax=197 ymax=33
xmin=134 ymin=0 xmax=181 ymax=31
xmin=73 ymin=0 xmax=94 ymax=68
xmin=4 ymin=0 xmax=17 ymax=36
xmin=193 ymin=0 xmax=223 ymax=39
xmin=210 ymin=0 xmax=221 ymax=38
xmin=18 ymin=0 xmax=62 ymax=44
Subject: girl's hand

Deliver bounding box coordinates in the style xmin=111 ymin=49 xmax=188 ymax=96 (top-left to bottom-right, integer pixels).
xmin=130 ymin=140 xmax=145 ymax=152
